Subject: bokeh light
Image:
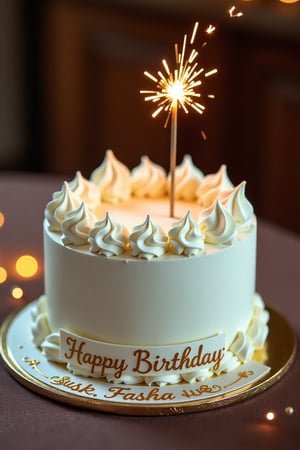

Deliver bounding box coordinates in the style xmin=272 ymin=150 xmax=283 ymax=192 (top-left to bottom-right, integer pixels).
xmin=15 ymin=255 xmax=38 ymax=278
xmin=11 ymin=286 xmax=24 ymax=300
xmin=0 ymin=266 xmax=8 ymax=283
xmin=266 ymin=411 xmax=275 ymax=421
xmin=0 ymin=212 xmax=5 ymax=228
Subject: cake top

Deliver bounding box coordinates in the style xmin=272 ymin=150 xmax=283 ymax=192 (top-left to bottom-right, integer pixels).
xmin=45 ymin=150 xmax=254 ymax=259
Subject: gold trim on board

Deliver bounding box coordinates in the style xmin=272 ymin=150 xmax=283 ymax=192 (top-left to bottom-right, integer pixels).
xmin=0 ymin=301 xmax=296 ymax=416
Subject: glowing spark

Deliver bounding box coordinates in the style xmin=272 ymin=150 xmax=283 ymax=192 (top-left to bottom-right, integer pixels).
xmin=140 ymin=22 xmax=217 ymax=217
xmin=205 ymin=68 xmax=218 ymax=78
xmin=206 ymin=25 xmax=216 ymax=34
xmin=140 ymin=22 xmax=217 ymax=127
xmin=190 ymin=21 xmax=199 ymax=44
xmin=229 ymin=6 xmax=243 ymax=18
xmin=201 ymin=130 xmax=207 ymax=140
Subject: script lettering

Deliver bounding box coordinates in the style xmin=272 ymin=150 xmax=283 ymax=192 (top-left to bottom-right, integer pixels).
xmin=63 ymin=337 xmax=128 ymax=378
xmin=104 ymin=386 xmax=176 ymax=402
xmin=50 ymin=375 xmax=96 ymax=396
xmin=133 ymin=345 xmax=225 ymax=374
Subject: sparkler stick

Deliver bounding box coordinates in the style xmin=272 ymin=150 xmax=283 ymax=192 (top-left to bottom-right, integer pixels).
xmin=140 ymin=22 xmax=217 ymax=217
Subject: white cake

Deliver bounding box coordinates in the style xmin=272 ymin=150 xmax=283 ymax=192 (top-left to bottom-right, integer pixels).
xmin=31 ymin=150 xmax=269 ymax=385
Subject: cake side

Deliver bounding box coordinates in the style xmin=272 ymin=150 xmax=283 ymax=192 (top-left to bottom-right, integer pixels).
xmin=31 ymin=152 xmax=269 ymax=386
xmin=44 ymin=215 xmax=256 ymax=347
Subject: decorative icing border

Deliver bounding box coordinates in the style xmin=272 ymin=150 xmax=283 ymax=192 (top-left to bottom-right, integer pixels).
xmin=1 ymin=299 xmax=297 ymax=415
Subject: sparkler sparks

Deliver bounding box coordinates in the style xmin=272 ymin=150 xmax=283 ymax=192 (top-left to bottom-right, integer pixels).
xmin=228 ymin=6 xmax=243 ymax=18
xmin=140 ymin=22 xmax=217 ymax=128
xmin=140 ymin=22 xmax=217 ymax=217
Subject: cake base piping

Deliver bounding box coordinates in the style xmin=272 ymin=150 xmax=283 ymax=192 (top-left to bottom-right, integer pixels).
xmin=0 ymin=299 xmax=296 ymax=416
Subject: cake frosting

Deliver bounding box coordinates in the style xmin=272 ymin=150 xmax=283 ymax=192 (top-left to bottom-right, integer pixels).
xmin=32 ymin=151 xmax=269 ymax=386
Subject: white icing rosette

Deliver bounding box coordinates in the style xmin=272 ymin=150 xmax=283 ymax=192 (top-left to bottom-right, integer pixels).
xmin=168 ymin=154 xmax=203 ymax=201
xmin=129 ymin=215 xmax=169 ymax=260
xmin=45 ymin=182 xmax=82 ymax=232
xmin=253 ymin=293 xmax=270 ymax=324
xmin=168 ymin=211 xmax=205 ymax=257
xmin=90 ymin=150 xmax=131 ymax=203
xmin=221 ymin=181 xmax=254 ymax=229
xmin=69 ymin=170 xmax=100 ymax=209
xmin=246 ymin=319 xmax=269 ymax=350
xmin=198 ymin=198 xmax=237 ymax=245
xmin=89 ymin=212 xmax=129 ymax=257
xmin=230 ymin=331 xmax=254 ymax=363
xmin=105 ymin=374 xmax=144 ymax=385
xmin=144 ymin=374 xmax=182 ymax=387
xmin=196 ymin=164 xmax=233 ymax=207
xmin=30 ymin=295 xmax=51 ymax=347
xmin=41 ymin=333 xmax=61 ymax=363
xmin=213 ymin=351 xmax=240 ymax=376
xmin=181 ymin=367 xmax=212 ymax=383
xmin=61 ymin=202 xmax=97 ymax=246
xmin=131 ymin=156 xmax=167 ymax=198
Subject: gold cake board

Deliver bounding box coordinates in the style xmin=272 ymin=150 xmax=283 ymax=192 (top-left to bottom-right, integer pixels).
xmin=0 ymin=300 xmax=296 ymax=416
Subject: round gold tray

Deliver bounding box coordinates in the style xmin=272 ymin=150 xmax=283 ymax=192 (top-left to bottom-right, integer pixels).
xmin=0 ymin=300 xmax=296 ymax=416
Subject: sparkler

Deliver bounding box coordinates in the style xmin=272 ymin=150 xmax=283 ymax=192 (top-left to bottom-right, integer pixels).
xmin=140 ymin=22 xmax=217 ymax=217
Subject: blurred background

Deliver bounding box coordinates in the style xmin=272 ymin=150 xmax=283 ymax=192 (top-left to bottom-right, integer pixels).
xmin=0 ymin=0 xmax=299 ymax=234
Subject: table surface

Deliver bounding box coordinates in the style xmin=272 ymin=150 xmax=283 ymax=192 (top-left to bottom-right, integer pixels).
xmin=0 ymin=173 xmax=299 ymax=450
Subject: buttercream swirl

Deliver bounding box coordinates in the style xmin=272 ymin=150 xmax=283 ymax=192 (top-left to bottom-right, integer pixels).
xmin=105 ymin=374 xmax=144 ymax=385
xmin=168 ymin=211 xmax=205 ymax=256
xmin=253 ymin=293 xmax=270 ymax=324
xmin=41 ymin=333 xmax=61 ymax=363
xmin=144 ymin=374 xmax=182 ymax=387
xmin=69 ymin=171 xmax=100 ymax=209
xmin=89 ymin=212 xmax=129 ymax=257
xmin=129 ymin=215 xmax=169 ymax=260
xmin=222 ymin=181 xmax=254 ymax=228
xmin=213 ymin=351 xmax=240 ymax=376
xmin=45 ymin=182 xmax=82 ymax=232
xmin=181 ymin=367 xmax=212 ymax=383
xmin=198 ymin=198 xmax=237 ymax=245
xmin=61 ymin=202 xmax=96 ymax=246
xmin=230 ymin=331 xmax=254 ymax=363
xmin=196 ymin=164 xmax=233 ymax=207
xmin=169 ymin=154 xmax=203 ymax=201
xmin=90 ymin=150 xmax=131 ymax=203
xmin=246 ymin=318 xmax=269 ymax=349
xmin=31 ymin=295 xmax=51 ymax=347
xmin=131 ymin=156 xmax=167 ymax=198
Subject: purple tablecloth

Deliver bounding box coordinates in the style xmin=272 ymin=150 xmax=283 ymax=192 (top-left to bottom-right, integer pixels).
xmin=0 ymin=173 xmax=299 ymax=449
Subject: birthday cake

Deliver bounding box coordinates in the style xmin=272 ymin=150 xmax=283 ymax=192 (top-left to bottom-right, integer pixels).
xmin=31 ymin=150 xmax=269 ymax=386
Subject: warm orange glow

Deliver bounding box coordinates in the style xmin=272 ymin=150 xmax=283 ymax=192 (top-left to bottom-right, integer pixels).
xmin=15 ymin=255 xmax=38 ymax=278
xmin=0 ymin=266 xmax=8 ymax=283
xmin=11 ymin=286 xmax=24 ymax=300
xmin=279 ymin=0 xmax=299 ymax=3
xmin=0 ymin=212 xmax=5 ymax=228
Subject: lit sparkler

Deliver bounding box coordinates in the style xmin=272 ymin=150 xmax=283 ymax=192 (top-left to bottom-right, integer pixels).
xmin=140 ymin=22 xmax=217 ymax=217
